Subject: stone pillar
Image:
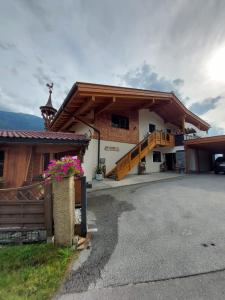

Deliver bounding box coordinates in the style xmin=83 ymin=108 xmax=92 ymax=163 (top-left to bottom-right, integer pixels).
xmin=53 ymin=175 xmax=75 ymax=246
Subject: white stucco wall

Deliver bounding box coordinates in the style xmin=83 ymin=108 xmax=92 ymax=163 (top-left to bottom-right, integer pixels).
xmin=69 ymin=122 xmax=137 ymax=181
xmin=138 ymin=109 xmax=183 ymax=173
xmin=139 ymin=110 xmax=165 ymax=140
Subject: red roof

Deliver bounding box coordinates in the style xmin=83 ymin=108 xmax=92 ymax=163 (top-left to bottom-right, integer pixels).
xmin=0 ymin=130 xmax=89 ymax=144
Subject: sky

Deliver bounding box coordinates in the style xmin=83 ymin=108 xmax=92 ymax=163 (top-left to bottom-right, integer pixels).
xmin=0 ymin=0 xmax=225 ymax=134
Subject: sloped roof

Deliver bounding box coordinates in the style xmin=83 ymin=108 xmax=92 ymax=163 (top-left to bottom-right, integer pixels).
xmin=0 ymin=130 xmax=89 ymax=145
xmin=49 ymin=82 xmax=210 ymax=131
xmin=184 ymin=135 xmax=225 ymax=153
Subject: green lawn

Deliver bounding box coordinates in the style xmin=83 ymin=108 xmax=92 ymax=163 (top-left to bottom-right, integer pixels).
xmin=0 ymin=243 xmax=77 ymax=300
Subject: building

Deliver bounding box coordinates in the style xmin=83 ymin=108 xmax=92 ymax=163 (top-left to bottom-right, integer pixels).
xmin=42 ymin=82 xmax=210 ymax=184
xmin=0 ymin=130 xmax=89 ymax=188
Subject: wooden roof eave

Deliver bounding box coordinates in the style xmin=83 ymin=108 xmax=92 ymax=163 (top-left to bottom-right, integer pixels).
xmin=49 ymin=82 xmax=210 ymax=132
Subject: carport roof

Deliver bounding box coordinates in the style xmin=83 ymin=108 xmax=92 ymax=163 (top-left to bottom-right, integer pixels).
xmin=184 ymin=135 xmax=225 ymax=153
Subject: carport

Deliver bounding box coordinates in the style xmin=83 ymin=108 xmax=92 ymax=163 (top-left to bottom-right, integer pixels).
xmin=184 ymin=135 xmax=225 ymax=173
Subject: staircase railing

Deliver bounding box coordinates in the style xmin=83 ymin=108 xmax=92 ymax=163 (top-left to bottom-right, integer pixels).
xmin=107 ymin=130 xmax=175 ymax=180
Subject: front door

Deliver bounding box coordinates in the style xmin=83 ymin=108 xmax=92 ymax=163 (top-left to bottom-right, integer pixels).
xmin=149 ymin=123 xmax=156 ymax=133
xmin=165 ymin=153 xmax=176 ymax=171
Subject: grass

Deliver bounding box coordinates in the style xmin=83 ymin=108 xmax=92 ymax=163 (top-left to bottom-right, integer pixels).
xmin=0 ymin=243 xmax=77 ymax=300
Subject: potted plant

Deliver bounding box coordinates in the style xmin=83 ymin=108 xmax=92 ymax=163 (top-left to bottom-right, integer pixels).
xmin=95 ymin=165 xmax=103 ymax=181
xmin=44 ymin=156 xmax=84 ymax=182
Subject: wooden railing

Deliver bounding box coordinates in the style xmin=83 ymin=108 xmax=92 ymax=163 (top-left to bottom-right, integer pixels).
xmin=107 ymin=130 xmax=175 ymax=181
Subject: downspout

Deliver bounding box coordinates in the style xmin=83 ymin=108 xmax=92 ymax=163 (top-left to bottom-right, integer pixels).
xmin=74 ymin=116 xmax=100 ymax=168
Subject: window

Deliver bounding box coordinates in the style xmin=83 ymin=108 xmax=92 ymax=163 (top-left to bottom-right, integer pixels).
xmin=153 ymin=151 xmax=161 ymax=162
xmin=112 ymin=114 xmax=129 ymax=130
xmin=149 ymin=123 xmax=156 ymax=133
xmin=0 ymin=151 xmax=4 ymax=177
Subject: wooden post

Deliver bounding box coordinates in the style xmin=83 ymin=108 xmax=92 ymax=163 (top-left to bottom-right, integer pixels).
xmin=182 ymin=115 xmax=186 ymax=134
xmin=184 ymin=145 xmax=189 ymax=173
xmin=196 ymin=149 xmax=200 ymax=173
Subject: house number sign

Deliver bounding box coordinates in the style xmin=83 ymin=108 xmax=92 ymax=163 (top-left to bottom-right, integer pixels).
xmin=104 ymin=146 xmax=119 ymax=151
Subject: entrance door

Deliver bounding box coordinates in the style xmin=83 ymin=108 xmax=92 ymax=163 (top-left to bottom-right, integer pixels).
xmin=149 ymin=123 xmax=156 ymax=133
xmin=165 ymin=153 xmax=176 ymax=171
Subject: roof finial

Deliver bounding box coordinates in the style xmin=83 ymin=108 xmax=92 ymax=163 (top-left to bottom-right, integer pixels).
xmin=40 ymin=82 xmax=57 ymax=130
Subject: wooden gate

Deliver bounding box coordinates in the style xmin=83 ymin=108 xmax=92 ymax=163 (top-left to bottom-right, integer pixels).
xmin=0 ymin=181 xmax=53 ymax=243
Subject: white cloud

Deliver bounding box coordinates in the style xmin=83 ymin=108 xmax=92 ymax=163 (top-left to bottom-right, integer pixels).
xmin=0 ymin=0 xmax=224 ymax=134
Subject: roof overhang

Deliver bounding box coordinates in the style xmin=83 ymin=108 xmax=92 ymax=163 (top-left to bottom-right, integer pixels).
xmin=49 ymin=82 xmax=210 ymax=132
xmin=184 ymin=135 xmax=225 ymax=153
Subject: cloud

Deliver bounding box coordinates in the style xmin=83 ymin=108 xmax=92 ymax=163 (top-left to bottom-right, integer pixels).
xmin=189 ymin=96 xmax=221 ymax=115
xmin=0 ymin=0 xmax=224 ymax=139
xmin=208 ymin=126 xmax=225 ymax=136
xmin=0 ymin=42 xmax=16 ymax=51
xmin=120 ymin=62 xmax=184 ymax=96
xmin=33 ymin=67 xmax=52 ymax=86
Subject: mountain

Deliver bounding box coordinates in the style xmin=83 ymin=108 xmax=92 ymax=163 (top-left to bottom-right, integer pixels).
xmin=0 ymin=111 xmax=44 ymax=130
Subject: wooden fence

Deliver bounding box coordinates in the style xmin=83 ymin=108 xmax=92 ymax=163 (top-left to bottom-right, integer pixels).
xmin=0 ymin=181 xmax=53 ymax=242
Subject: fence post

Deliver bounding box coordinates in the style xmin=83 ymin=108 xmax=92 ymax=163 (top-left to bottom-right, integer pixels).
xmin=52 ymin=176 xmax=75 ymax=246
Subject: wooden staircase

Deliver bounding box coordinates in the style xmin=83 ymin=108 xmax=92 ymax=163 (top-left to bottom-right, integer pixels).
xmin=106 ymin=130 xmax=175 ymax=181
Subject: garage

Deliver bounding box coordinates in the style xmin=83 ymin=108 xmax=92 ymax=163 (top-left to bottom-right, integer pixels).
xmin=184 ymin=135 xmax=225 ymax=173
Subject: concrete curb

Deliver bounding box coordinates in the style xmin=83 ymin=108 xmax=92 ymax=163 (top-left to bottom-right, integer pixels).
xmin=87 ymin=174 xmax=186 ymax=193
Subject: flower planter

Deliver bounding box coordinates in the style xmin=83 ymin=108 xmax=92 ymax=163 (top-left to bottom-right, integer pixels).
xmin=96 ymin=173 xmax=103 ymax=181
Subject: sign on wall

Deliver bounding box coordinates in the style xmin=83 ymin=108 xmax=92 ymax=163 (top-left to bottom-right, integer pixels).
xmin=104 ymin=146 xmax=119 ymax=152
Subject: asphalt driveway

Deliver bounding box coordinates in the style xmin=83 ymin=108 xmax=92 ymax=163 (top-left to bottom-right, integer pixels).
xmin=60 ymin=174 xmax=225 ymax=299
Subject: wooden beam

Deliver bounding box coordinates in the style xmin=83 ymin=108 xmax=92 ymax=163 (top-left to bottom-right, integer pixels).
xmin=182 ymin=115 xmax=186 ymax=133
xmin=60 ymin=117 xmax=76 ymax=131
xmin=185 ymin=145 xmax=189 ymax=174
xmin=78 ymin=92 xmax=171 ymax=100
xmin=95 ymin=97 xmax=116 ymax=116
xmin=74 ymin=96 xmax=95 ymax=116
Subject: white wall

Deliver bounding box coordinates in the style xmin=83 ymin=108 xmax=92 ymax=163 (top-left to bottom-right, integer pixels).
xmin=139 ymin=110 xmax=166 ymax=140
xmin=69 ymin=122 xmax=137 ymax=181
xmin=69 ymin=123 xmax=95 ymax=182
xmin=138 ymin=109 xmax=183 ymax=173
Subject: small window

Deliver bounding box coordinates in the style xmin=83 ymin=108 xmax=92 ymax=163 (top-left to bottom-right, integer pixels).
xmin=153 ymin=151 xmax=161 ymax=162
xmin=0 ymin=151 xmax=4 ymax=177
xmin=112 ymin=114 xmax=129 ymax=130
xmin=149 ymin=124 xmax=156 ymax=133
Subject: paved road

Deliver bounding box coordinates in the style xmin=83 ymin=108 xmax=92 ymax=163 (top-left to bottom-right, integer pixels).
xmin=59 ymin=174 xmax=225 ymax=299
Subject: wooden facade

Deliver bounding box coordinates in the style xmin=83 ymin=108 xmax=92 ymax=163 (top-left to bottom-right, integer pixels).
xmin=0 ymin=131 xmax=89 ymax=188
